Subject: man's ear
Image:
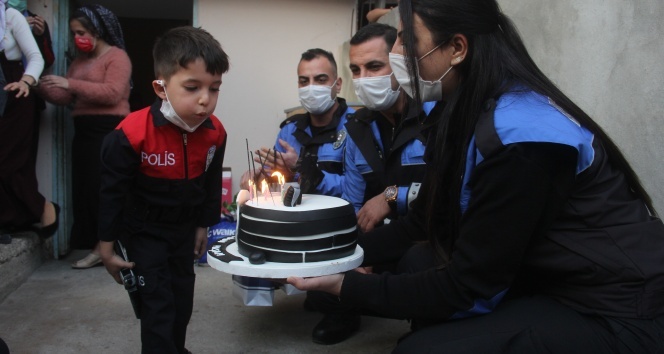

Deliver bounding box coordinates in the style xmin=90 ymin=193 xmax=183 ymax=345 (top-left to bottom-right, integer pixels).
xmin=152 ymin=79 xmax=167 ymax=100
xmin=335 ymin=77 xmax=342 ymax=94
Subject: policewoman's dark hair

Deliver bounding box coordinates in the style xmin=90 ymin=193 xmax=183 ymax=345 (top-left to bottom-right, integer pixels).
xmin=398 ymin=0 xmax=656 ymax=261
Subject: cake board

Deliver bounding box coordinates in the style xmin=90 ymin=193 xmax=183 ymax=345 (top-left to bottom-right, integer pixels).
xmin=207 ymin=237 xmax=364 ymax=278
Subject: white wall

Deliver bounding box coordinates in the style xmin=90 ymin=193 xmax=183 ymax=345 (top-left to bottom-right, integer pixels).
xmin=31 ymin=0 xmax=55 ymax=202
xmin=197 ymin=0 xmax=356 ymax=197
xmin=499 ymin=0 xmax=664 ymax=212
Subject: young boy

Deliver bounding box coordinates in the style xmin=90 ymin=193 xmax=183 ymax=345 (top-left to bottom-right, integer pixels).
xmin=98 ymin=26 xmax=229 ymax=353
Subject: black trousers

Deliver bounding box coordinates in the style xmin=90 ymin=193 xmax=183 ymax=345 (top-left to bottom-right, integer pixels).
xmin=69 ymin=114 xmax=123 ymax=249
xmin=0 ymin=57 xmax=42 ymax=228
xmin=126 ymin=218 xmax=197 ymax=354
xmin=393 ymin=243 xmax=664 ymax=353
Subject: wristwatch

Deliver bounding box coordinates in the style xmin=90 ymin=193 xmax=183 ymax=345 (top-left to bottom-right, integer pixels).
xmin=384 ymin=185 xmax=398 ymax=204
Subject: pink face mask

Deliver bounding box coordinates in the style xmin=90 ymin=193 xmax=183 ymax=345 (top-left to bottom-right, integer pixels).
xmin=75 ymin=37 xmax=95 ymax=53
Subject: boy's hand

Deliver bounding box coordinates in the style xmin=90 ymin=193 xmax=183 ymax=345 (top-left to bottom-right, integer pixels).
xmin=194 ymin=227 xmax=208 ymax=259
xmin=99 ymin=241 xmax=134 ymax=285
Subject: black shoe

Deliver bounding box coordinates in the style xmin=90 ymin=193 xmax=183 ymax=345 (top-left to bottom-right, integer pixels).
xmin=36 ymin=202 xmax=60 ymax=239
xmin=312 ymin=313 xmax=361 ymax=345
xmin=303 ymin=297 xmax=317 ymax=312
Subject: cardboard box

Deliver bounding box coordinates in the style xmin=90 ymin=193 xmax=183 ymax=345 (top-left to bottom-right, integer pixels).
xmin=222 ymin=167 xmax=232 ymax=208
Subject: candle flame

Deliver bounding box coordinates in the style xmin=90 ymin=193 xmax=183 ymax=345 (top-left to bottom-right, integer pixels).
xmin=271 ymin=171 xmax=285 ymax=185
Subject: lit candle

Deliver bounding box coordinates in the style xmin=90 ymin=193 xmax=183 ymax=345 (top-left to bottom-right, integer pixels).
xmin=271 ymin=171 xmax=285 ymax=186
xmin=261 ymin=179 xmax=269 ymax=200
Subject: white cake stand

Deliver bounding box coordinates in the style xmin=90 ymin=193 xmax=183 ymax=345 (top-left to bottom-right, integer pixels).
xmin=206 ymin=237 xmax=364 ymax=278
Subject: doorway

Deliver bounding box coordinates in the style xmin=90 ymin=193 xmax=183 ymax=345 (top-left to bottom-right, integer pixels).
xmin=52 ymin=0 xmax=193 ymax=256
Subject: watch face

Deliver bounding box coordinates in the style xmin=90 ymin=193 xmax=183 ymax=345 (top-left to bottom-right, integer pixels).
xmin=385 ymin=186 xmax=397 ymax=202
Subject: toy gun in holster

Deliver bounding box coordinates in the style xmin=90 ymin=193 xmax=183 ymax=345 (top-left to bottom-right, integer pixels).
xmin=115 ymin=240 xmax=141 ymax=319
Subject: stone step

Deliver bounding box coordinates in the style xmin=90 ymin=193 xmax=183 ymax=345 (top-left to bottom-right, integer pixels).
xmin=0 ymin=231 xmax=51 ymax=303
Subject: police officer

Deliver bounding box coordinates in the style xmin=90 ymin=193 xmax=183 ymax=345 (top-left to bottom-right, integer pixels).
xmin=243 ymin=48 xmax=354 ymax=195
xmin=306 ymin=23 xmax=440 ymax=346
xmin=344 ymin=23 xmax=439 ymax=234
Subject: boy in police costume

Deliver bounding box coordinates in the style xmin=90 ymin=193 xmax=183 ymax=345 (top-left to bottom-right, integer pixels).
xmin=97 ymin=27 xmax=229 ymax=354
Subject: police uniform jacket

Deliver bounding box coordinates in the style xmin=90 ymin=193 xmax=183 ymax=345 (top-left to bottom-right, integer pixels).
xmin=342 ymin=100 xmax=436 ymax=214
xmin=341 ymin=89 xmax=664 ymax=321
xmin=275 ymin=97 xmax=354 ymax=197
xmin=98 ymin=101 xmax=227 ymax=242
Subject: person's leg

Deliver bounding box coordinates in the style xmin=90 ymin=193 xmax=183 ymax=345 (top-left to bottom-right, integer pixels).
xmin=130 ymin=232 xmax=179 ymax=354
xmin=169 ymin=226 xmax=196 ymax=354
xmin=0 ymin=66 xmax=43 ymax=228
xmin=69 ymin=116 xmax=92 ymax=250
xmin=393 ymin=295 xmax=616 ymax=353
xmin=601 ymin=313 xmax=664 ymax=352
xmin=307 ymin=290 xmax=362 ymax=345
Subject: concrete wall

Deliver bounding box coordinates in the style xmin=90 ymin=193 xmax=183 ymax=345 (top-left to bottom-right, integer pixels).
xmin=197 ymin=0 xmax=356 ymax=196
xmin=499 ymin=0 xmax=664 ymax=212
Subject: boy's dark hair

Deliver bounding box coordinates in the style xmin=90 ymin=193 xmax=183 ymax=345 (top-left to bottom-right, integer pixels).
xmin=300 ymin=48 xmax=337 ymax=73
xmin=153 ymin=26 xmax=230 ymax=79
xmin=350 ymin=23 xmax=397 ymax=51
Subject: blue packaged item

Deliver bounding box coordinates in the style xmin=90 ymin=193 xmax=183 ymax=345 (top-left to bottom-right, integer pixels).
xmin=198 ymin=218 xmax=236 ymax=265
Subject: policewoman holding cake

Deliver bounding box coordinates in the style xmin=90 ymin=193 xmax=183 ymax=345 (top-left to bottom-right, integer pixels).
xmin=288 ymin=0 xmax=664 ymax=352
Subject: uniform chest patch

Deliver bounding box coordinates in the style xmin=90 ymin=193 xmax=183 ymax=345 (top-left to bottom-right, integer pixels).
xmin=206 ymin=146 xmax=216 ymax=171
xmin=333 ymin=129 xmax=347 ymax=150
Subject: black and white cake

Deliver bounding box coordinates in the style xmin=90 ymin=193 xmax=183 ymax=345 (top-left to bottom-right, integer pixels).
xmin=236 ymin=193 xmax=358 ymax=263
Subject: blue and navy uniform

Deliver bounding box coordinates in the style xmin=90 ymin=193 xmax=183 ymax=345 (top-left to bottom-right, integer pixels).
xmin=342 ymin=100 xmax=436 ymax=214
xmin=98 ymin=101 xmax=227 ymax=353
xmin=275 ymin=98 xmax=354 ymax=197
xmin=343 ymin=89 xmax=664 ymax=332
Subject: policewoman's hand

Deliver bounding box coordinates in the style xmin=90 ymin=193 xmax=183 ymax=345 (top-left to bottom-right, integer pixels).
xmin=287 ymin=273 xmax=345 ymax=296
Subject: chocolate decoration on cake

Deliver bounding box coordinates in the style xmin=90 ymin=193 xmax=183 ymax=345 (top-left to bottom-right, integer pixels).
xmin=281 ymin=182 xmax=302 ymax=207
xmin=249 ymin=251 xmax=266 ymax=265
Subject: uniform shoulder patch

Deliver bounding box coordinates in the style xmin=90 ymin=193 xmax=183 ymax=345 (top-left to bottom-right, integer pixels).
xmin=333 ymin=129 xmax=347 ymax=149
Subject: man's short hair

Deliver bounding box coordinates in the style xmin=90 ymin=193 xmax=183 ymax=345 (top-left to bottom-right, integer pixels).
xmin=350 ymin=23 xmax=397 ymax=52
xmin=300 ymin=48 xmax=337 ymax=73
xmin=153 ymin=26 xmax=230 ymax=80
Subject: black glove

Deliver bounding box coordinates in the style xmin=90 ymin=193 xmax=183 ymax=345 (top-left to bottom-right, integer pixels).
xmin=297 ymin=155 xmax=324 ymax=194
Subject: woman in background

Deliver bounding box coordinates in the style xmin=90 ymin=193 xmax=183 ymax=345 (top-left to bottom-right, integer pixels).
xmin=0 ymin=0 xmax=50 ymax=240
xmin=39 ymin=4 xmax=131 ymax=268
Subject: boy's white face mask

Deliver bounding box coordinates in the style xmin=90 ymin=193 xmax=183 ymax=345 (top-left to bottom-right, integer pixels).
xmin=352 ymin=73 xmax=400 ymax=111
xmin=156 ymin=80 xmax=203 ymax=133
xmin=298 ymin=78 xmax=338 ymax=115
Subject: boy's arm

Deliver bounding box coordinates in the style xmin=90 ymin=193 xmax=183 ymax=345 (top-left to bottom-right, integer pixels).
xmin=198 ymin=136 xmax=227 ymax=227
xmin=98 ymin=128 xmax=139 ymax=283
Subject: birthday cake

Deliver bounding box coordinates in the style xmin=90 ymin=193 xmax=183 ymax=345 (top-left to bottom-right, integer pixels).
xmin=236 ymin=193 xmax=358 ymax=263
